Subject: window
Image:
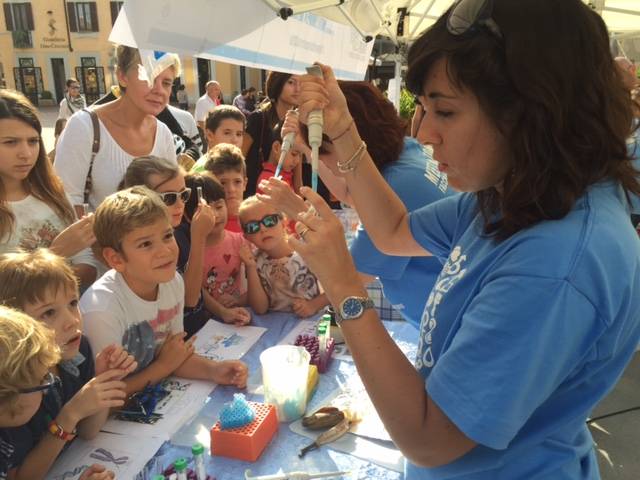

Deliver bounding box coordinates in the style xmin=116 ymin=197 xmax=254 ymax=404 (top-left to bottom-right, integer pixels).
xmin=66 ymin=2 xmax=99 ymax=32
xmin=110 ymin=1 xmax=123 ymax=26
xmin=3 ymin=3 xmax=34 ymax=31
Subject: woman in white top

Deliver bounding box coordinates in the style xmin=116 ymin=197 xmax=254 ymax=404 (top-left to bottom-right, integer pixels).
xmin=0 ymin=89 xmax=96 ymax=286
xmin=54 ymin=46 xmax=178 ymax=213
xmin=57 ymin=78 xmax=87 ymax=120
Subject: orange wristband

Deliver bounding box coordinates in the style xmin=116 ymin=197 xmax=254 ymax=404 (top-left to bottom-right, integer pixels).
xmin=48 ymin=420 xmax=76 ymax=442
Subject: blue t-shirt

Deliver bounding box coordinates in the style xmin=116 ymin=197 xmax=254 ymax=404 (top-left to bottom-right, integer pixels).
xmin=406 ymin=181 xmax=640 ymax=479
xmin=350 ymin=138 xmax=454 ymax=327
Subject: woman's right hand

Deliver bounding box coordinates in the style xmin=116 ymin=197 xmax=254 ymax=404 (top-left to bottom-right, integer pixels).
xmin=257 ymin=177 xmax=307 ymax=219
xmin=191 ymin=200 xmax=216 ymax=240
xmin=296 ymin=64 xmax=353 ymax=140
xmin=50 ymin=214 xmax=96 ymax=258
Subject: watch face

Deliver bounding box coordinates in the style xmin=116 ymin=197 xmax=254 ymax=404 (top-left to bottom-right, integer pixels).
xmin=342 ymin=297 xmax=363 ymax=319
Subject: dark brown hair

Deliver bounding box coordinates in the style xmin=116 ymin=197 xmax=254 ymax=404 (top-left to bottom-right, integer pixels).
xmin=407 ymin=0 xmax=639 ymax=240
xmin=266 ymin=71 xmax=293 ymax=103
xmin=0 ymin=90 xmax=75 ymax=240
xmin=183 ymin=173 xmax=225 ymax=221
xmin=205 ymin=105 xmax=246 ymax=133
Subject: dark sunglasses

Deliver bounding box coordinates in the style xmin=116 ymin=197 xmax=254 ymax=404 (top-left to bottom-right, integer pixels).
xmin=19 ymin=371 xmax=59 ymax=394
xmin=447 ymin=0 xmax=502 ymax=40
xmin=242 ymin=213 xmax=281 ymax=235
xmin=158 ymin=188 xmax=191 ymax=206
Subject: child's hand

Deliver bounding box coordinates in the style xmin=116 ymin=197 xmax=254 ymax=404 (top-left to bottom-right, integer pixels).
xmin=191 ymin=200 xmax=216 ymax=240
xmin=211 ymin=360 xmax=248 ymax=388
xmin=94 ymin=344 xmax=137 ymax=378
xmin=221 ymin=307 xmax=251 ymax=326
xmin=79 ymin=464 xmax=115 ymax=480
xmin=50 ymin=215 xmax=96 ymax=257
xmin=292 ymin=298 xmax=318 ymax=318
xmin=66 ymin=370 xmax=127 ymax=421
xmin=156 ymin=332 xmax=196 ymax=374
xmin=257 ymin=177 xmax=306 ymax=220
xmin=218 ymin=293 xmax=240 ymax=308
xmin=239 ymin=244 xmax=257 ymax=268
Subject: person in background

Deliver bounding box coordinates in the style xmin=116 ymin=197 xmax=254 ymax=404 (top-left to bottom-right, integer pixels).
xmin=176 ymin=84 xmax=189 ymax=110
xmin=195 ymin=80 xmax=223 ymax=131
xmin=57 ymin=78 xmax=86 ymax=120
xmin=55 ymin=46 xmax=178 ymax=213
xmin=47 ymin=118 xmax=67 ymax=163
xmin=233 ymin=87 xmax=256 ymax=117
xmin=286 ymin=0 xmax=640 ymax=477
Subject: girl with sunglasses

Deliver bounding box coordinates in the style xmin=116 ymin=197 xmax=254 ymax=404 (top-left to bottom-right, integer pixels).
xmin=122 ymin=156 xmax=217 ymax=336
xmin=238 ymin=196 xmax=327 ymax=317
xmin=286 ymin=0 xmax=640 ymax=478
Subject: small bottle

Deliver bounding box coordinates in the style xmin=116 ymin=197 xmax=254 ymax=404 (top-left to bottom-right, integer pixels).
xmin=192 ymin=442 xmax=207 ymax=480
xmin=174 ymin=458 xmax=188 ymax=480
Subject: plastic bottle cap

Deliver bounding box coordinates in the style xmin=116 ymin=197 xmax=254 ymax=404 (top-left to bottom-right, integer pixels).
xmin=152 ymin=476 xmax=165 ymax=480
xmin=321 ymin=314 xmax=332 ymax=322
xmin=174 ymin=458 xmax=188 ymax=471
xmin=317 ymin=324 xmax=327 ymax=334
xmin=192 ymin=443 xmax=204 ymax=455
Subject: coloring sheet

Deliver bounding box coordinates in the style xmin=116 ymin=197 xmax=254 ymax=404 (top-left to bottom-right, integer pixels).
xmin=193 ymin=320 xmax=266 ymax=361
xmin=101 ymin=376 xmax=213 ymax=439
xmin=46 ymin=432 xmax=164 ymax=480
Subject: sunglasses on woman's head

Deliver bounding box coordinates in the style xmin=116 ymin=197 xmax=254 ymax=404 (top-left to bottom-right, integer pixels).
xmin=447 ymin=0 xmax=502 ymax=40
xmin=242 ymin=213 xmax=281 ymax=235
xmin=18 ymin=371 xmax=59 ymax=394
xmin=158 ymin=187 xmax=191 ymax=206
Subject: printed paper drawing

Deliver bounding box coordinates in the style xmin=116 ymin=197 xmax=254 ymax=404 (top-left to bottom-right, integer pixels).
xmin=46 ymin=433 xmax=164 ymax=480
xmin=193 ymin=320 xmax=266 ymax=361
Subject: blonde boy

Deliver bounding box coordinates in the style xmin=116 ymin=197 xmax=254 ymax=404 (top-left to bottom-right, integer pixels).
xmin=0 ymin=250 xmax=132 ymax=480
xmin=204 ymin=143 xmax=249 ymax=233
xmin=81 ymin=186 xmax=248 ymax=397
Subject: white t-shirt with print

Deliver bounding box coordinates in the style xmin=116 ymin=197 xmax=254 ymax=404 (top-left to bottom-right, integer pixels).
xmin=80 ymin=270 xmax=184 ymax=371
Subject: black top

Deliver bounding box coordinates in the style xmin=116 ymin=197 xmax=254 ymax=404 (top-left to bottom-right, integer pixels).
xmin=0 ymin=337 xmax=95 ymax=476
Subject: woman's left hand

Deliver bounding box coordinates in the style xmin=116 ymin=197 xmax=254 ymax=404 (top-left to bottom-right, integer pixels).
xmin=257 ymin=177 xmax=306 ymax=219
xmin=288 ymin=187 xmax=361 ymax=303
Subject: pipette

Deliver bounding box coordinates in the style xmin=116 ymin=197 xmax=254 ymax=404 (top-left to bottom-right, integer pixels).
xmin=305 ymin=65 xmax=324 ymax=192
xmin=244 ymin=469 xmax=349 ymax=480
xmin=274 ymin=109 xmax=298 ymax=178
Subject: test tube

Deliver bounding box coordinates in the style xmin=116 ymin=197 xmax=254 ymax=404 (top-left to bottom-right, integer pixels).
xmin=174 ymin=458 xmax=188 ymax=480
xmin=197 ymin=186 xmax=204 ymax=203
xmin=81 ymin=203 xmax=90 ymax=217
xmin=192 ymin=443 xmax=207 ymax=480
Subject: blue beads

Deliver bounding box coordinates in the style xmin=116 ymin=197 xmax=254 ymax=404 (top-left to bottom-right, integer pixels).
xmin=219 ymin=393 xmax=255 ymax=430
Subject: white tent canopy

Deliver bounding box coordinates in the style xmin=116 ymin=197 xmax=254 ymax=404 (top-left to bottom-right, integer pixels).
xmin=263 ymin=0 xmax=640 ymax=44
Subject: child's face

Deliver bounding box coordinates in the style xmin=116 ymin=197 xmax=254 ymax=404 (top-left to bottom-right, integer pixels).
xmin=208 ymin=198 xmax=228 ymax=236
xmin=108 ymin=217 xmax=179 ymax=292
xmin=282 ymin=148 xmax=302 ymax=173
xmin=23 ymin=286 xmax=82 ymax=361
xmin=0 ymin=118 xmax=40 ymax=186
xmin=149 ymin=172 xmax=187 ymax=228
xmin=0 ymin=367 xmax=51 ymax=427
xmin=217 ymin=171 xmax=247 ymax=216
xmin=207 ymin=119 xmax=244 ymax=149
xmin=241 ymin=202 xmax=286 ymax=252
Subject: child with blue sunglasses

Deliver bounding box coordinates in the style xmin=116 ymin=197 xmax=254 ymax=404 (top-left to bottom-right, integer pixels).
xmin=239 ymin=196 xmax=327 ymax=317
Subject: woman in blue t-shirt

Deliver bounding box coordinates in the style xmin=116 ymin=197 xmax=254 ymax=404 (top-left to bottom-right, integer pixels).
xmin=286 ymin=0 xmax=640 ymax=479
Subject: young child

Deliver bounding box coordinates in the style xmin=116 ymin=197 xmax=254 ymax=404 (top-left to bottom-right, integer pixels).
xmin=0 ymin=89 xmax=96 ymax=287
xmin=203 ymin=143 xmax=248 ymax=233
xmin=80 ymin=186 xmax=249 ymax=397
xmin=256 ymin=123 xmax=303 ymax=195
xmin=122 ymin=156 xmax=216 ymax=336
xmin=184 ymin=174 xmax=252 ymax=326
xmin=239 ymin=196 xmax=328 ymax=317
xmin=191 ymin=105 xmax=246 ymax=173
xmin=0 ymin=249 xmax=135 ymax=480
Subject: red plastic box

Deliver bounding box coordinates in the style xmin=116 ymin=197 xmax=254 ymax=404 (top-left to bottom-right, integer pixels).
xmin=210 ymin=402 xmax=278 ymax=462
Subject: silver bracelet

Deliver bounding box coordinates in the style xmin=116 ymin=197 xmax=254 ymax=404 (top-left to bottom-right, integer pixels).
xmin=337 ymin=141 xmax=367 ymax=173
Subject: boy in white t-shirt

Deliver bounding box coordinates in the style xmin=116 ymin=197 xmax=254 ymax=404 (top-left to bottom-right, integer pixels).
xmin=80 ymin=186 xmax=248 ymax=396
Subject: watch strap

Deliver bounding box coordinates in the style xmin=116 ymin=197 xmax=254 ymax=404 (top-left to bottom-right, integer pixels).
xmin=337 ymin=296 xmax=375 ymax=325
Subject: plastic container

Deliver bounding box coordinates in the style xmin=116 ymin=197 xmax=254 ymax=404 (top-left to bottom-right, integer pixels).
xmin=260 ymin=345 xmax=310 ymax=422
xmin=192 ymin=443 xmax=207 ymax=480
xmin=211 ymin=401 xmax=278 ymax=461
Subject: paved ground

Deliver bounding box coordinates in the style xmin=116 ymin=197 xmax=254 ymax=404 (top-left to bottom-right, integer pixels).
xmin=37 ymin=105 xmax=640 ymax=480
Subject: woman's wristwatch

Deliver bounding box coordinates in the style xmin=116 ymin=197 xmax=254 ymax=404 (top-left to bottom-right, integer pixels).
xmin=336 ymin=296 xmax=375 ymax=326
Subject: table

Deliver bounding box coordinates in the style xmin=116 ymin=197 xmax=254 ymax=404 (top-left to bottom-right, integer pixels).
xmin=145 ymin=312 xmax=419 ymax=480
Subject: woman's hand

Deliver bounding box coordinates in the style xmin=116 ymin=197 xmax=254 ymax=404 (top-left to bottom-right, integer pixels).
xmin=50 ymin=215 xmax=96 ymax=258
xmin=296 ymin=64 xmax=353 ymax=139
xmin=288 ymin=187 xmax=361 ymax=304
xmin=257 ymin=177 xmax=307 ymax=220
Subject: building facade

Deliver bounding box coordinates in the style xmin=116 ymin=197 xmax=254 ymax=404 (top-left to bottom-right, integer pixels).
xmin=0 ymin=0 xmax=264 ymax=107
